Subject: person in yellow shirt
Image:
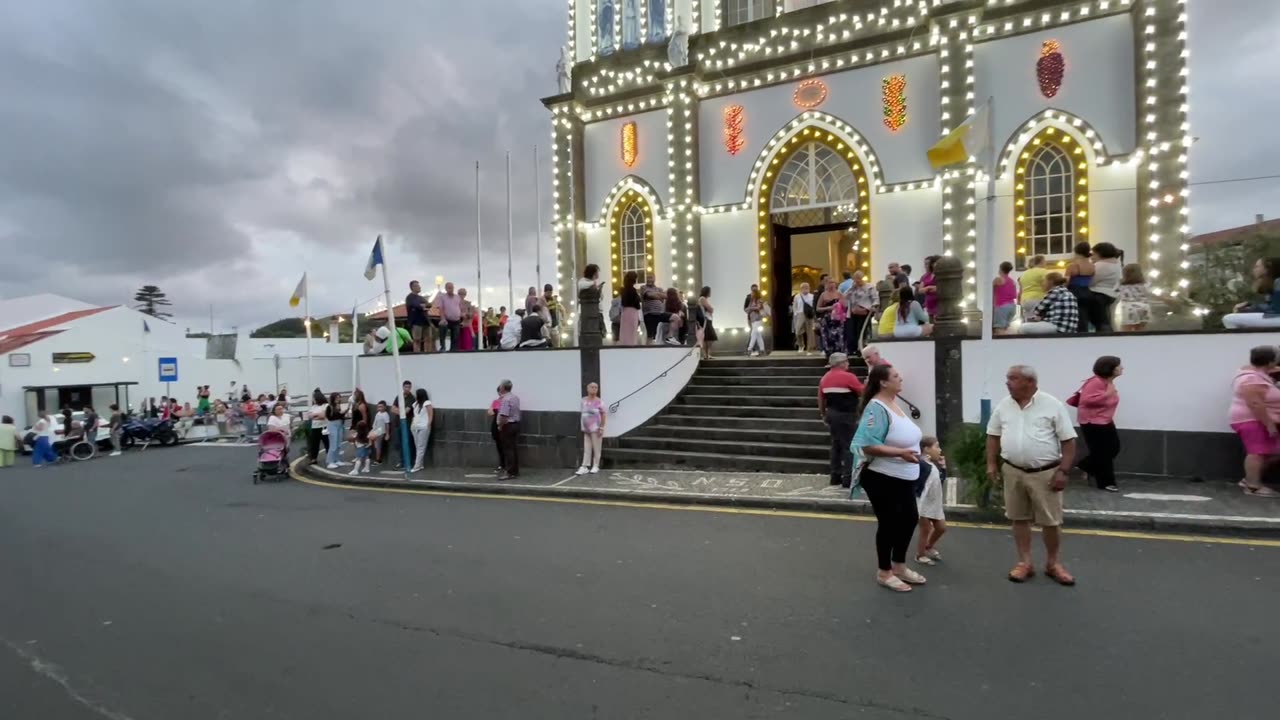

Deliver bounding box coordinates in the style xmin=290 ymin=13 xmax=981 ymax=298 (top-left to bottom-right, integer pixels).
xmin=878 ymin=301 xmax=899 ymax=337
xmin=1018 ymin=255 xmax=1049 ymax=321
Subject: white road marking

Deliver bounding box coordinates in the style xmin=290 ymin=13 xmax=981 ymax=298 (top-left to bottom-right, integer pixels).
xmin=2 ymin=638 xmax=137 ymax=720
xmin=1122 ymin=493 xmax=1211 ymax=502
xmin=1065 ymin=508 xmax=1280 ymax=523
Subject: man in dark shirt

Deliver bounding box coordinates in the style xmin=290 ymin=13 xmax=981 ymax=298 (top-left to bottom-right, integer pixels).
xmin=641 ymin=275 xmax=670 ymax=343
xmin=391 ymin=380 xmax=415 ymax=468
xmin=817 ymin=352 xmax=866 ymax=488
xmin=518 ymin=308 xmax=548 ymax=348
xmin=406 ymin=280 xmax=431 ymax=353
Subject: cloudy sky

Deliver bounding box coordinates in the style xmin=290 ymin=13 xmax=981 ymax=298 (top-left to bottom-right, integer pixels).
xmin=1 ymin=0 xmax=1276 ymax=331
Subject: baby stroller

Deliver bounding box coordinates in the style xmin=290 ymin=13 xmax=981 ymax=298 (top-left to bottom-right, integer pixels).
xmin=252 ymin=429 xmax=290 ymax=484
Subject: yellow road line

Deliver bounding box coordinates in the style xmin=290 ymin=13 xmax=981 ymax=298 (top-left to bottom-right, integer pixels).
xmin=288 ymin=464 xmax=1280 ymax=548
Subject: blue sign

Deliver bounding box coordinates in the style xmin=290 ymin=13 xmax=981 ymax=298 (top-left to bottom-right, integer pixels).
xmin=158 ymin=357 xmax=179 ymax=383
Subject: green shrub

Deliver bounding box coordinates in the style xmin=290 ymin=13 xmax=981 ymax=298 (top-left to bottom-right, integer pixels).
xmin=946 ymin=423 xmax=999 ymax=509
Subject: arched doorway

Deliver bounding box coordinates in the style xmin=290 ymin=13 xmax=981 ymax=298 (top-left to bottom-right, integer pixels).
xmin=755 ymin=128 xmax=872 ymax=350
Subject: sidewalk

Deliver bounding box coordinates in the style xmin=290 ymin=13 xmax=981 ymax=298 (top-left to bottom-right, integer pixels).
xmin=297 ymin=461 xmax=1280 ymax=538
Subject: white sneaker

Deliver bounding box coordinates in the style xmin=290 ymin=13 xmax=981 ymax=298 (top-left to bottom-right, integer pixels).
xmin=326 ymin=463 xmax=339 ymax=470
xmin=362 ymin=461 xmax=372 ymax=473
xmin=409 ymin=465 xmax=424 ymax=473
xmin=575 ymin=466 xmax=589 ymax=475
xmin=589 ymin=466 xmax=599 ymax=474
xmin=349 ymin=466 xmax=361 ymax=476
xmin=109 ymin=451 xmax=121 ymax=457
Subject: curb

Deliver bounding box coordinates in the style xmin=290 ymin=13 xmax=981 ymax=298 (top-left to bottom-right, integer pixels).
xmin=290 ymin=461 xmax=1280 ymax=540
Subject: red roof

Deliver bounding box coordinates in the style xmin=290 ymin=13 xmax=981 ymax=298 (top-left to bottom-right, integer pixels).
xmin=0 ymin=306 xmax=115 ymax=338
xmin=0 ymin=306 xmax=114 ymax=355
xmin=1191 ymin=219 xmax=1280 ymax=247
xmin=365 ymin=304 xmax=407 ymax=321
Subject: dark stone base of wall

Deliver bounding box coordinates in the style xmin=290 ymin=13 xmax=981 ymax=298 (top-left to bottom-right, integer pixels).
xmin=1081 ymin=428 xmax=1258 ymax=481
xmin=424 ymin=408 xmax=580 ymax=469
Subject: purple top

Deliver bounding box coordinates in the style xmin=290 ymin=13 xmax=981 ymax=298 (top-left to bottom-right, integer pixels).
xmin=498 ymin=393 xmax=522 ymax=423
xmin=435 ymin=292 xmax=463 ymax=322
xmin=994 ymin=275 xmax=1017 ymax=307
xmin=581 ymin=397 xmax=605 ymax=433
xmin=919 ymin=272 xmax=938 ymax=315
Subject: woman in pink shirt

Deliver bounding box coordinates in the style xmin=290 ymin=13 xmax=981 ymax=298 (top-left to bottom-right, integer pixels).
xmin=1230 ymin=345 xmax=1280 ymax=497
xmin=1074 ymin=355 xmax=1123 ymax=492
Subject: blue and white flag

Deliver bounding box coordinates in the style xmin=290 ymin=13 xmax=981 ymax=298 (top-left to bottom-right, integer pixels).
xmin=142 ymin=318 xmax=151 ymax=333
xmin=364 ymin=236 xmax=384 ymax=281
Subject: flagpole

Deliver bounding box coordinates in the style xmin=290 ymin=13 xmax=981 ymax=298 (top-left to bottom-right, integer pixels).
xmin=303 ymin=273 xmax=313 ymax=395
xmin=376 ymin=237 xmax=412 ymax=479
xmin=475 ymin=160 xmax=483 ymax=347
xmin=350 ymin=298 xmax=360 ymax=395
xmin=506 ymin=150 xmax=515 ymax=313
xmin=534 ymin=145 xmax=543 ymax=292
xmin=980 ymin=95 xmax=997 ymax=343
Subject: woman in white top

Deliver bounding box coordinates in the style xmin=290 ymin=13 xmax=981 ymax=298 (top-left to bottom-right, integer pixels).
xmin=1088 ymin=242 xmax=1122 ymax=332
xmin=266 ymin=403 xmax=292 ymax=433
xmin=410 ymin=388 xmax=434 ymax=473
xmin=791 ymin=282 xmax=816 ymax=354
xmin=850 ymin=364 xmax=927 ymax=592
xmin=306 ymin=389 xmax=328 ymax=464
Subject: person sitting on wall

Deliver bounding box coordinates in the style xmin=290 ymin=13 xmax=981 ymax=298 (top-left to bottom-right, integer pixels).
xmin=518 ymin=303 xmax=550 ymax=349
xmin=364 ymin=326 xmax=410 ymax=355
xmin=500 ymin=309 xmax=525 ymax=350
xmin=1223 ymin=258 xmax=1280 ymax=330
xmin=1020 ymin=273 xmax=1079 ymax=335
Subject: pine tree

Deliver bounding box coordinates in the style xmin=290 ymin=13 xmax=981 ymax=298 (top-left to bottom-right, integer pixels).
xmin=133 ymin=285 xmax=174 ymax=319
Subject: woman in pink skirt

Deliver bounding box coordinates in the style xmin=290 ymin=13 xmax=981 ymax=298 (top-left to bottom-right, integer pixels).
xmin=458 ymin=288 xmax=476 ymax=351
xmin=1230 ymin=345 xmax=1280 ymax=497
xmin=619 ymin=271 xmax=642 ymax=346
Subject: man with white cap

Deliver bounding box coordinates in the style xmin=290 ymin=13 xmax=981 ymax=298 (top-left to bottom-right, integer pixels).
xmin=817 ymin=352 xmax=865 ymax=487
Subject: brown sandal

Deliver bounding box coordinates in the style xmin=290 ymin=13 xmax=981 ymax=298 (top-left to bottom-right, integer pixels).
xmin=1007 ymin=562 xmax=1035 ymax=583
xmin=1045 ymin=564 xmax=1076 ymax=586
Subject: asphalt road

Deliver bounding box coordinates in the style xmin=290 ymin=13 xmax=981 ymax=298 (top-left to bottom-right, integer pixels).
xmin=2 ymin=448 xmax=1277 ymax=720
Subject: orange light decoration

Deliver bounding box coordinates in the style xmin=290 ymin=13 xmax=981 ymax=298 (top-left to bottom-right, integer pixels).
xmin=621 ymin=122 xmax=638 ymax=168
xmin=792 ymin=79 xmax=828 ymax=109
xmin=1037 ymin=40 xmax=1065 ymax=99
xmin=881 ymin=74 xmax=907 ymax=132
xmin=723 ymin=105 xmax=746 ymax=155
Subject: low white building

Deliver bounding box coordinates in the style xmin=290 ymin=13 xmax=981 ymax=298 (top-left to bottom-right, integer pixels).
xmin=0 ymin=294 xmax=357 ymax=426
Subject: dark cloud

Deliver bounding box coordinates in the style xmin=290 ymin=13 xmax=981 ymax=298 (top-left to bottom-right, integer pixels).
xmin=0 ymin=0 xmax=1276 ymax=327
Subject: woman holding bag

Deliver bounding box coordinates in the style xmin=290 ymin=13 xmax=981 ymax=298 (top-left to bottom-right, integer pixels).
xmin=1070 ymin=356 xmax=1124 ymax=492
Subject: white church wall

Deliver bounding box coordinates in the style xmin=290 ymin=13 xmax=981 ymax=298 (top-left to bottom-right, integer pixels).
xmin=601 ymin=346 xmax=699 ymax=437
xmin=358 ymin=351 xmax=582 ymax=413
xmin=583 ymin=110 xmax=670 ymax=221
xmin=700 ymin=209 xmax=758 ymax=331
xmin=586 ymin=225 xmax=615 ymax=307
xmin=872 ymin=340 xmax=937 ymax=437
xmin=697 ymin=53 xmax=942 ymax=207
xmin=975 ymin=14 xmax=1136 ymax=156
xmin=872 ymin=187 xmax=942 ymax=276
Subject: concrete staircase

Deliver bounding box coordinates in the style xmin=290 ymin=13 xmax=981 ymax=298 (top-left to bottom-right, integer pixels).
xmin=606 ymin=355 xmax=867 ymax=474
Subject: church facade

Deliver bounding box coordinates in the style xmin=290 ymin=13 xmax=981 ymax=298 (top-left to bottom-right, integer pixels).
xmin=544 ymin=0 xmax=1191 ymax=339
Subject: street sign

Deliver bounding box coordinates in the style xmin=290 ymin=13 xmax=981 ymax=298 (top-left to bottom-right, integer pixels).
xmin=158 ymin=357 xmax=179 ymax=383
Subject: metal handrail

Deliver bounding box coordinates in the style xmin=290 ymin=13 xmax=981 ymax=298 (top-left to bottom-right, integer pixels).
xmin=608 ymin=346 xmax=700 ymax=414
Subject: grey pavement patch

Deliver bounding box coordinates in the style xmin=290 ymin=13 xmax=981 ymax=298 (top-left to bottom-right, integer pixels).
xmin=1123 ymin=492 xmax=1210 ymax=502
xmin=2 ymin=638 xmax=136 ymax=720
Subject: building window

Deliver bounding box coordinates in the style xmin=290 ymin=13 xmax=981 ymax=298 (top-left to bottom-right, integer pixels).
xmin=726 ymin=0 xmax=773 ymax=27
xmin=1016 ymin=129 xmax=1088 ymax=264
xmin=620 ymin=203 xmax=648 ymax=276
xmin=611 ymin=190 xmax=654 ymax=287
xmin=771 ymin=142 xmax=858 ymax=211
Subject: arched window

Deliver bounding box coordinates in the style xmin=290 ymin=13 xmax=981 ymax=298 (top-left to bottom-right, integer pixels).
xmin=1016 ymin=129 xmax=1089 ymax=263
xmin=770 ymin=142 xmax=859 ymax=211
xmin=609 ymin=189 xmax=653 ymax=288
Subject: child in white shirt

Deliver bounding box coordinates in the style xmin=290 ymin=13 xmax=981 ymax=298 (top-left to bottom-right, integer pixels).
xmin=915 ymin=437 xmax=948 ymax=566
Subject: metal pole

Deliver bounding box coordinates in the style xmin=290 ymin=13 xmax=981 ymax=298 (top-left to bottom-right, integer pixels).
xmin=506 ymin=150 xmax=515 ymax=313
xmin=303 ymin=279 xmax=313 ymax=394
xmin=534 ymin=145 xmax=543 ymax=291
xmin=475 ymin=160 xmax=483 ymax=345
xmin=376 ymin=236 xmax=412 ymax=479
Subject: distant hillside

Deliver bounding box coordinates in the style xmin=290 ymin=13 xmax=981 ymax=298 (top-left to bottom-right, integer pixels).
xmin=251 ymin=315 xmax=376 ymax=342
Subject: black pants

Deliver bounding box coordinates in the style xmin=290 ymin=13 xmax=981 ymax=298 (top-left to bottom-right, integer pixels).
xmin=861 ymin=468 xmax=920 ymax=571
xmin=442 ymin=320 xmax=461 ymax=351
xmin=486 ymin=326 xmax=500 ymax=349
xmin=498 ymin=422 xmax=520 ymax=477
xmin=490 ymin=416 xmax=505 ymax=468
xmin=845 ymin=312 xmax=871 ymax=354
xmin=1089 ymin=293 xmax=1115 ymax=333
xmin=307 ymin=426 xmax=325 ymax=462
xmin=1078 ymin=422 xmax=1120 ymax=489
xmin=826 ymin=409 xmax=856 ymax=487
xmin=1069 ymin=286 xmax=1093 ymax=332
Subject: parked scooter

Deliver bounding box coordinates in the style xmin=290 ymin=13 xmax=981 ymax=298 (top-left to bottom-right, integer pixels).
xmin=118 ymin=416 xmax=179 ymax=449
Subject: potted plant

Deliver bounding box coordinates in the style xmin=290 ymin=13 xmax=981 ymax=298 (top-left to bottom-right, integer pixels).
xmin=946 ymin=424 xmax=1000 ymax=509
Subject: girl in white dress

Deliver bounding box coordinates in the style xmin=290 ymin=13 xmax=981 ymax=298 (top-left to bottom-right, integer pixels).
xmin=915 ymin=437 xmax=948 ymax=566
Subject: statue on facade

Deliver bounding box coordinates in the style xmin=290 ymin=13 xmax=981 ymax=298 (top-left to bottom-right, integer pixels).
xmin=622 ymin=0 xmax=640 ymax=51
xmin=598 ymin=0 xmax=616 ymax=56
xmin=647 ymin=0 xmax=667 ymax=44
xmin=556 ymin=46 xmax=572 ymax=94
xmin=667 ymin=16 xmax=689 ymax=68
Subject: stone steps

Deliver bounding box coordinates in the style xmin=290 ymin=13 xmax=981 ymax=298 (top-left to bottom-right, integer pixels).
xmin=683 ymin=384 xmax=817 ymax=398
xmin=635 ymin=424 xmax=830 ymax=446
xmin=677 ymin=394 xmax=815 ymax=408
xmin=601 ymin=448 xmax=829 ymax=475
xmin=664 ymin=404 xmax=820 ymax=419
xmin=654 ymin=413 xmax=829 ymax=433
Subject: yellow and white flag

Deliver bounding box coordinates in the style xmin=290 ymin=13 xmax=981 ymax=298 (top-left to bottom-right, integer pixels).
xmin=289 ymin=273 xmax=308 ymax=308
xmin=927 ymin=102 xmax=991 ymax=171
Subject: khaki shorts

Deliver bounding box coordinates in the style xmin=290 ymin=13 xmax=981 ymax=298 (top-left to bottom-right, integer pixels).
xmin=1002 ymin=464 xmax=1064 ymax=527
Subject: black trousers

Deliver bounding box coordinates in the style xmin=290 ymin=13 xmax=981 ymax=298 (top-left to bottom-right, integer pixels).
xmin=826 ymin=409 xmax=856 ymax=486
xmin=1069 ymin=286 xmax=1093 ymax=332
xmin=490 ymin=416 xmax=505 ymax=468
xmin=845 ymin=312 xmax=871 ymax=354
xmin=1089 ymin=293 xmax=1115 ymax=333
xmin=498 ymin=422 xmax=520 ymax=476
xmin=307 ymin=426 xmax=325 ymax=462
xmin=486 ymin=326 xmax=500 ymax=349
xmin=442 ymin=320 xmax=461 ymax=351
xmin=860 ymin=468 xmax=920 ymax=570
xmin=1078 ymin=422 xmax=1120 ymax=489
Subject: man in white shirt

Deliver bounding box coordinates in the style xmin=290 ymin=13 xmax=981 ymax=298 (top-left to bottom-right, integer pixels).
xmin=499 ymin=309 xmax=524 ymax=350
xmin=986 ymin=365 xmax=1078 ymax=586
